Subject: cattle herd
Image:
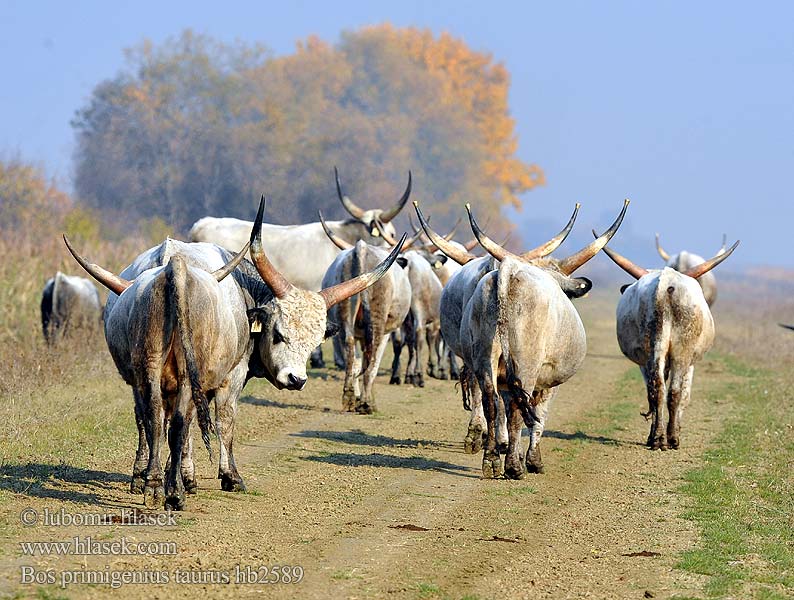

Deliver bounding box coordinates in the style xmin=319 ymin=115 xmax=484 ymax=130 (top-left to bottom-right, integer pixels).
xmin=45 ymin=168 xmax=742 ymax=510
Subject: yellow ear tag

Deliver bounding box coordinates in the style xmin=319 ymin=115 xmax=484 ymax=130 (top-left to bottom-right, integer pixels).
xmin=250 ymin=320 xmax=262 ymax=333
xmin=434 ymin=261 xmax=442 ymax=269
xmin=372 ymin=228 xmax=380 ymax=237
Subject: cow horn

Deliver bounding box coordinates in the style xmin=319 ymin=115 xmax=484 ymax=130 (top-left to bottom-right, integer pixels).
xmin=211 ymin=240 xmax=251 ymax=282
xmin=466 ymin=204 xmax=518 ymax=263
xmin=716 ymin=233 xmax=727 ymax=256
xmin=655 ymin=233 xmax=671 ymax=261
xmin=335 ymin=166 xmax=365 ymax=219
xmin=463 ymin=238 xmax=479 ymax=251
xmin=683 ymin=240 xmax=739 ymax=279
xmin=250 ymin=195 xmax=294 ymax=298
xmin=415 ymin=202 xmax=476 ymax=265
xmin=63 ymin=235 xmax=132 ymax=295
xmin=379 ymin=171 xmax=412 ymax=223
xmin=444 ymin=216 xmax=462 ymax=241
xmin=590 ymin=229 xmax=650 ymax=279
xmin=521 ymin=203 xmax=580 ymax=260
xmin=779 ymin=323 xmax=794 ymax=332
xmin=557 ymin=199 xmax=630 ymax=275
xmin=320 ymin=233 xmax=407 ymax=309
xmin=319 ymin=210 xmax=353 ymax=250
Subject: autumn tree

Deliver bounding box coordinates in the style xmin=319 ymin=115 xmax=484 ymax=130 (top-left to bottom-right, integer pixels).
xmin=72 ymin=26 xmax=543 ymax=234
xmin=0 ymin=157 xmax=71 ymax=229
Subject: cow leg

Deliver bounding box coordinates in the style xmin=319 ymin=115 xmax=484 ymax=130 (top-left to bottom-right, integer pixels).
xmin=449 ymin=350 xmax=460 ymax=380
xmin=645 ymin=359 xmax=668 ymax=450
xmin=142 ymin=381 xmax=165 ymax=508
xmin=389 ymin=330 xmax=403 ymax=385
xmin=413 ymin=321 xmax=426 ymax=388
xmin=433 ymin=332 xmax=447 ymax=380
xmin=503 ymin=393 xmax=526 ymax=480
xmin=130 ymin=389 xmax=148 ymax=494
xmin=524 ymin=388 xmax=555 ymax=474
xmin=342 ymin=328 xmax=357 ymax=411
xmin=357 ymin=333 xmax=389 ymax=414
xmin=216 ymin=364 xmax=247 ymax=492
xmin=332 ymin=333 xmax=346 ymax=370
xmin=666 ymin=363 xmax=694 ymax=450
xmin=163 ymin=387 xmax=190 ymax=511
xmin=180 ymin=433 xmax=196 ymax=494
xmin=479 ymin=368 xmax=503 ymax=479
xmin=464 ymin=368 xmax=486 ymax=454
xmin=495 ymin=390 xmax=509 ymax=454
xmin=639 ymin=366 xmax=653 ymax=419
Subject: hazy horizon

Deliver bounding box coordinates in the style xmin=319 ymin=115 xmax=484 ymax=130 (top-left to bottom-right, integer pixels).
xmin=1 ymin=1 xmax=791 ymax=268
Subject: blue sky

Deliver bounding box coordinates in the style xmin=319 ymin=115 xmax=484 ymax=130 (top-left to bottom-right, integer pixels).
xmin=1 ymin=1 xmax=791 ymax=267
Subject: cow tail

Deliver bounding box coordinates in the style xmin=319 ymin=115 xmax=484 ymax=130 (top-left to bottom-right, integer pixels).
xmin=352 ymin=242 xmax=373 ymax=374
xmin=496 ymin=259 xmax=530 ymax=407
xmin=166 ymin=255 xmax=214 ymax=460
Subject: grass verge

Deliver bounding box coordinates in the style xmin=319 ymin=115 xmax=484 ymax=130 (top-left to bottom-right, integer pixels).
xmin=674 ymin=354 xmax=794 ymax=599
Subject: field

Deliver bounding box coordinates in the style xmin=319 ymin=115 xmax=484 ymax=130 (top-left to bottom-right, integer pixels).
xmin=1 ymin=246 xmax=793 ymax=599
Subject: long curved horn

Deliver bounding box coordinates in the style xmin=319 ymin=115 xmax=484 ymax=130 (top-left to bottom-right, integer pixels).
xmin=716 ymin=233 xmax=727 ymax=256
xmin=557 ymin=199 xmax=630 ymax=275
xmin=520 ymin=203 xmax=580 ymax=260
xmin=63 ymin=235 xmax=133 ymax=295
xmin=335 ymin=166 xmax=365 ymax=219
xmin=655 ymin=233 xmax=671 ymax=261
xmin=319 ymin=210 xmax=353 ymax=250
xmin=591 ymin=230 xmax=649 ymax=280
xmin=249 ymin=195 xmax=294 ymax=298
xmin=683 ymin=240 xmax=740 ymax=279
xmin=415 ymin=202 xmax=476 ymax=265
xmin=211 ymin=240 xmax=251 ymax=282
xmin=463 ymin=238 xmax=479 ymax=251
xmin=466 ymin=203 xmax=518 ymax=263
xmin=779 ymin=323 xmax=794 ymax=332
xmin=379 ymin=171 xmax=412 ymax=223
xmin=320 ymin=233 xmax=407 ymax=309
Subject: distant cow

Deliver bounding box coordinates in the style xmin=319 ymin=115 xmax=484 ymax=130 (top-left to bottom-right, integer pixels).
xmin=66 ymin=197 xmax=406 ymax=509
xmin=41 ymin=272 xmax=102 ymax=343
xmin=601 ymin=235 xmax=739 ymax=450
xmin=655 ymin=234 xmax=726 ymax=306
xmin=461 ymin=202 xmax=628 ymax=479
xmin=321 ymin=219 xmax=410 ymax=413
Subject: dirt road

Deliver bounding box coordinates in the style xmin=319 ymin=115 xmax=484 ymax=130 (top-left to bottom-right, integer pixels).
xmin=0 ymin=292 xmax=742 ymax=599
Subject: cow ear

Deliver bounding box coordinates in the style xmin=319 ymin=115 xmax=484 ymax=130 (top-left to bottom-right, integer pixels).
xmin=620 ymin=284 xmax=631 ymax=295
xmin=433 ymin=255 xmax=448 ymax=268
xmin=324 ymin=320 xmax=340 ymax=339
xmin=246 ymin=308 xmax=266 ymax=334
xmin=396 ymin=257 xmax=409 ymax=269
xmin=566 ymin=277 xmax=592 ymax=298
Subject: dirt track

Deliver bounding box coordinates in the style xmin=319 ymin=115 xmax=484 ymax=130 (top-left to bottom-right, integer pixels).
xmin=0 ymin=291 xmax=742 ymax=599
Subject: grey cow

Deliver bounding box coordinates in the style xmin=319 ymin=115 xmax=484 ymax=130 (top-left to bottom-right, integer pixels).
xmin=41 ymin=271 xmax=102 ymax=344
xmin=461 ymin=202 xmax=628 ymax=479
xmin=321 ymin=218 xmax=410 ymax=413
xmin=66 ymin=197 xmax=406 ymax=509
xmin=599 ymin=235 xmax=739 ymax=450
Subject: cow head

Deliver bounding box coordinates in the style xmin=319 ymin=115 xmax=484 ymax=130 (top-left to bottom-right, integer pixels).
xmin=601 ymin=232 xmax=739 ymax=293
xmin=458 ymin=201 xmax=628 ymax=298
xmin=335 ymin=166 xmax=411 ymax=242
xmin=249 ymin=196 xmax=406 ymax=390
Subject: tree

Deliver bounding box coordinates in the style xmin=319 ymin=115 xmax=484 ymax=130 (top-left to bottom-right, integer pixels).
xmin=72 ymin=26 xmax=543 ymax=235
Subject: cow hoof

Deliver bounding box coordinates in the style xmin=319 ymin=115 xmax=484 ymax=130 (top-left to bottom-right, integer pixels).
xmin=309 ymin=356 xmax=325 ymax=369
xmin=415 ymin=375 xmax=425 ymax=388
xmin=130 ymin=476 xmax=145 ymax=495
xmin=437 ymin=371 xmax=449 ymax=381
xmin=504 ymin=463 xmax=526 ymax=480
xmin=221 ymin=475 xmax=246 ymax=492
xmin=342 ymin=391 xmax=356 ymax=412
xmin=164 ymin=493 xmax=186 ymax=511
xmin=184 ymin=478 xmax=198 ymax=495
xmin=389 ymin=376 xmax=401 ymax=385
xmin=464 ymin=425 xmax=484 ymax=454
xmin=144 ymin=484 xmax=165 ymax=508
xmin=668 ymin=437 xmax=680 ymax=450
xmin=496 ymin=442 xmax=508 ymax=454
xmin=649 ymin=440 xmax=668 ymax=451
xmin=526 ymin=462 xmax=545 ymax=474
xmin=355 ymin=403 xmax=375 ymax=415
xmin=334 ymin=361 xmax=345 ymax=371
xmin=481 ymin=455 xmax=503 ymax=479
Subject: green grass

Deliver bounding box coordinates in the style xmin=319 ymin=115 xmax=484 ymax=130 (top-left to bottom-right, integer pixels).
xmin=674 ymin=354 xmax=794 ymax=599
